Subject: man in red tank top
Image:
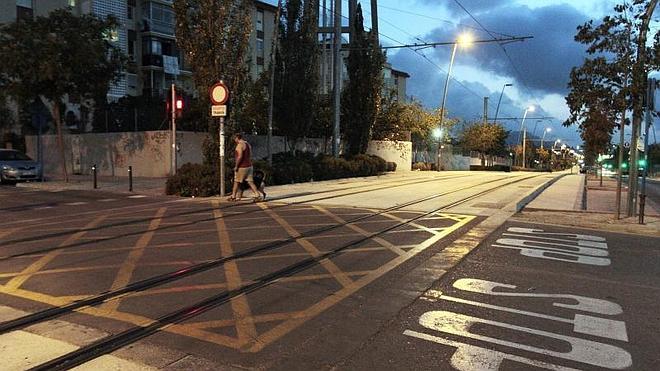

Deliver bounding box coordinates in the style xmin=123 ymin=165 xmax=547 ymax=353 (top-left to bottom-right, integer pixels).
xmin=229 ymin=133 xmax=262 ymax=201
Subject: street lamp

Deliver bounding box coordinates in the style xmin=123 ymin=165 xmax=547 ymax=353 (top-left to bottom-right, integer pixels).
xmin=541 ymin=127 xmax=551 ymax=149
xmin=518 ymin=105 xmax=534 ymax=167
xmin=438 ymin=33 xmax=473 ymax=138
xmin=494 ymin=83 xmax=512 ymax=124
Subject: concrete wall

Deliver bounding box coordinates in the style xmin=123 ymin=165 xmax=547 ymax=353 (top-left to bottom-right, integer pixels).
xmin=26 ymin=132 xmax=413 ymax=177
xmin=25 ymin=131 xmax=206 ymax=178
xmin=366 ymin=140 xmax=412 ymax=171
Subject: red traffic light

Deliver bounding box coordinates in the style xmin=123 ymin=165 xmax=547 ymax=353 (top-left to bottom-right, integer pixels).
xmin=175 ymin=98 xmax=183 ymax=110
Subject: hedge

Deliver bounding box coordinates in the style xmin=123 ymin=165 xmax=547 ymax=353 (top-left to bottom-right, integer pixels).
xmin=166 ymin=152 xmax=391 ymax=197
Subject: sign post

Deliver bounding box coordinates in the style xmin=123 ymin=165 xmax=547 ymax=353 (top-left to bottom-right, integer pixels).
xmin=171 ymin=83 xmax=177 ymax=176
xmin=210 ymin=81 xmax=229 ymax=197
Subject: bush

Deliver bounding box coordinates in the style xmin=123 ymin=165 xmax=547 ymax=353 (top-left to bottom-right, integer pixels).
xmin=412 ymin=162 xmax=433 ymax=171
xmin=271 ymin=152 xmax=314 ymax=184
xmin=166 ymin=163 xmax=218 ymax=197
xmin=470 ymin=165 xmax=511 ymax=172
xmin=386 ymin=161 xmax=397 ymax=172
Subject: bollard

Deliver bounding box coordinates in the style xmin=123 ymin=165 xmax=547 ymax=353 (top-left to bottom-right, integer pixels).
xmin=128 ymin=166 xmax=133 ymax=192
xmin=639 ymin=194 xmax=646 ymax=224
xmin=92 ymin=164 xmax=97 ymax=189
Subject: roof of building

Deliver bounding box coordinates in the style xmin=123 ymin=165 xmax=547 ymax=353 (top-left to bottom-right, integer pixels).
xmin=391 ymin=69 xmax=410 ymax=78
xmin=254 ymin=0 xmax=278 ymax=11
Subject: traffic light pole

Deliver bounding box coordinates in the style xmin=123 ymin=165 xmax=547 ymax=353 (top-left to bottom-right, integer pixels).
xmin=639 ymin=78 xmax=655 ymax=224
xmin=171 ymin=83 xmax=177 ymax=176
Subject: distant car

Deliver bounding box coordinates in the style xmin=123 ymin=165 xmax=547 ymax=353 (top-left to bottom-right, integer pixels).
xmin=0 ymin=149 xmax=42 ymax=184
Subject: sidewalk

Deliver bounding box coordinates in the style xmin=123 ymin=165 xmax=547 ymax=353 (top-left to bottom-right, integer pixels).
xmin=16 ymin=174 xmax=168 ymax=196
xmin=519 ymin=173 xmax=660 ymax=236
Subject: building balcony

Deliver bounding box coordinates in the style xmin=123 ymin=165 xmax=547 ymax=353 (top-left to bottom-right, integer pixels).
xmin=142 ymin=54 xmax=163 ymax=68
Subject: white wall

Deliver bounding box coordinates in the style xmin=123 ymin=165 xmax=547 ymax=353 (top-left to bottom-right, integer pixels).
xmin=367 ymin=140 xmax=412 ymax=171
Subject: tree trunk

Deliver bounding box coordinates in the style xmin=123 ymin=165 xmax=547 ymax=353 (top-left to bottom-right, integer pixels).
xmin=53 ymin=102 xmax=69 ymax=182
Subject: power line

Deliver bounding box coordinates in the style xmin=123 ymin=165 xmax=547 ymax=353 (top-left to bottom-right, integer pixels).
xmin=375 ymin=4 xmax=514 ymax=38
xmin=451 ymin=0 xmax=548 ymax=120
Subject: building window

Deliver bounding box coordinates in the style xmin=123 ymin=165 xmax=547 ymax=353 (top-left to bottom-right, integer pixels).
xmin=256 ymin=38 xmax=264 ymax=57
xmin=128 ymin=30 xmax=136 ymax=59
xmin=256 ymin=9 xmax=264 ymax=32
xmin=151 ymin=39 xmax=162 ymax=55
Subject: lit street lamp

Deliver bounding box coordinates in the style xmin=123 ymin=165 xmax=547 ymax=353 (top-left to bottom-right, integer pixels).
xmin=541 ymin=127 xmax=551 ymax=149
xmin=518 ymin=105 xmax=534 ymax=168
xmin=494 ymin=83 xmax=512 ymax=124
xmin=437 ymin=33 xmax=473 ymax=140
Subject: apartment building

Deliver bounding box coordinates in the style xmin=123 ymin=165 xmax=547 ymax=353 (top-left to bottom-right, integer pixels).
xmin=1 ymin=0 xmax=276 ymax=100
xmin=1 ymin=0 xmax=405 ymax=102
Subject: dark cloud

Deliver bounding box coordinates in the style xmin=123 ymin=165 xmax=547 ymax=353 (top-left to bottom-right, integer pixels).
xmin=388 ymin=2 xmax=594 ymax=143
xmin=426 ymin=3 xmax=589 ymax=95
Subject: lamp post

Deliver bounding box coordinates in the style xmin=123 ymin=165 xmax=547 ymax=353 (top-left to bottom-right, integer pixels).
xmin=437 ymin=33 xmax=473 ymax=146
xmin=541 ymin=127 xmax=551 ymax=149
xmin=494 ymin=83 xmax=512 ymax=124
xmin=433 ymin=127 xmax=444 ymax=171
xmin=518 ymin=105 xmax=534 ymax=168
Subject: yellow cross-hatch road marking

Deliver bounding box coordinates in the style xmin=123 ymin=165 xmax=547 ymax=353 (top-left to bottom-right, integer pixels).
xmin=100 ymin=207 xmax=166 ymax=313
xmin=257 ymin=202 xmax=354 ymax=288
xmin=313 ymin=205 xmax=407 ymax=257
xmin=212 ymin=200 xmax=258 ymax=348
xmin=0 ymin=202 xmax=477 ymax=353
xmin=4 ymin=215 xmax=108 ymax=291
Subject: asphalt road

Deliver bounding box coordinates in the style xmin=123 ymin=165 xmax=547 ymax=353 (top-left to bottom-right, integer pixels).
xmin=339 ymin=221 xmax=660 ymax=371
xmin=4 ymin=173 xmax=656 ymax=370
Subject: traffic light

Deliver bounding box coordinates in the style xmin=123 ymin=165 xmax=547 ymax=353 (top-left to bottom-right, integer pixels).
xmin=166 ymin=93 xmax=185 ymax=118
xmin=622 ymin=162 xmax=628 ymax=169
xmin=638 ymin=159 xmax=646 ymax=169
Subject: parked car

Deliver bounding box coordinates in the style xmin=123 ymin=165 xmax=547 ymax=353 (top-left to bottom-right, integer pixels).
xmin=0 ymin=149 xmax=42 ymax=184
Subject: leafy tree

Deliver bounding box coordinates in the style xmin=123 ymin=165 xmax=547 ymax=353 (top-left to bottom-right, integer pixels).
xmin=173 ymin=0 xmax=253 ymax=166
xmin=0 ymin=9 xmax=125 ymax=181
xmin=373 ymin=93 xmax=443 ymax=143
xmin=231 ymin=72 xmax=270 ymax=135
xmin=459 ymin=122 xmax=508 ymax=166
xmin=273 ymin=0 xmax=320 ymax=146
xmin=565 ymin=0 xmax=660 ymax=208
xmin=341 ymin=4 xmax=385 ymax=156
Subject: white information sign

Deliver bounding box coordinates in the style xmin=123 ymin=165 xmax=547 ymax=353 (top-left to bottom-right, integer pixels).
xmin=211 ymin=105 xmax=227 ymax=117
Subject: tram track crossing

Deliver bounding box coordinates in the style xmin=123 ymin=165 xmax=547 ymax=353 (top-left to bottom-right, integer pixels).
xmin=21 ymin=172 xmax=546 ymax=371
xmin=0 ymin=173 xmax=451 ymax=229
xmin=1 ymin=174 xmax=542 ymax=353
xmin=0 ymin=176 xmax=480 ymax=261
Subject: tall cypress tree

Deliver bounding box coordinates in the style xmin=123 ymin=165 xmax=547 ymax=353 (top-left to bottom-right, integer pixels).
xmin=273 ymin=0 xmax=320 ymax=146
xmin=341 ymin=4 xmax=385 ymax=156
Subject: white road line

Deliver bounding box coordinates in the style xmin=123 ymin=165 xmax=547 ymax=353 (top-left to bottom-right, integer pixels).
xmin=64 ymin=202 xmax=88 ymax=206
xmin=127 ymin=195 xmax=147 ymax=199
xmin=99 ymin=199 xmax=118 ymax=202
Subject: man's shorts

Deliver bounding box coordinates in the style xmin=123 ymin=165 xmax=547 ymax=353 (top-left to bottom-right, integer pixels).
xmin=234 ymin=166 xmax=254 ymax=183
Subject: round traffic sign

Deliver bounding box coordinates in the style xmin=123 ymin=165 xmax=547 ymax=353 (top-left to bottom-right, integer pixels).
xmin=210 ymin=82 xmax=229 ymax=105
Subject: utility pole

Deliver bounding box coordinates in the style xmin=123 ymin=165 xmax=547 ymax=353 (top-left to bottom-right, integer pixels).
xmin=332 ymin=0 xmax=342 ymax=157
xmin=267 ymin=0 xmax=282 ymax=165
xmin=522 ymin=129 xmax=527 ymax=168
xmin=627 ymin=0 xmax=657 ymax=217
xmin=483 ymin=97 xmax=488 ymax=124
xmin=639 ymin=77 xmax=655 ymax=224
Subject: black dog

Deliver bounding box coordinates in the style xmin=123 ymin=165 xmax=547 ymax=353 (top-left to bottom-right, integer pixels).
xmin=238 ymin=170 xmax=267 ymax=200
